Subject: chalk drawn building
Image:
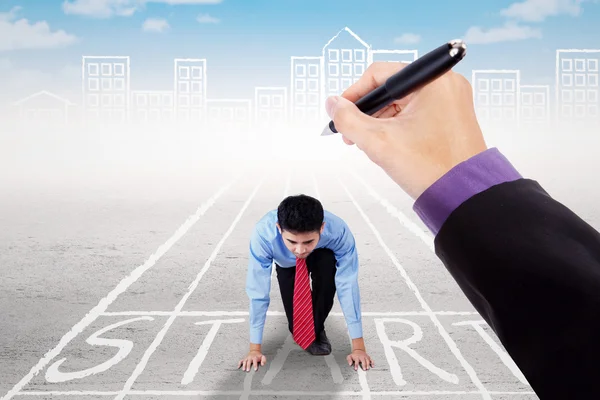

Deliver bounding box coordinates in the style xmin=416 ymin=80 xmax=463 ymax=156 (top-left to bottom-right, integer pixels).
xmin=130 ymin=90 xmax=174 ymax=124
xmin=322 ymin=27 xmax=370 ymax=101
xmin=472 ymin=69 xmax=520 ymax=126
xmin=555 ymin=49 xmax=600 ymax=123
xmin=206 ymin=99 xmax=252 ymax=131
xmin=174 ymin=58 xmax=207 ymax=125
xmin=254 ymin=87 xmax=287 ymax=128
xmin=289 ymin=27 xmax=417 ymax=126
xmin=12 ymin=90 xmax=76 ymax=126
xmin=520 ymin=85 xmax=550 ymax=125
xmin=82 ymin=56 xmax=130 ymax=124
xmin=290 ymin=56 xmax=322 ymax=124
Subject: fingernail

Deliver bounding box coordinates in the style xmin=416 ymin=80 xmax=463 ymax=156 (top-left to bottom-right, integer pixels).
xmin=325 ymin=96 xmax=339 ymax=119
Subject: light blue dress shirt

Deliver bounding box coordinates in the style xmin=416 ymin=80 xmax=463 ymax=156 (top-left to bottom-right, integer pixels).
xmin=245 ymin=209 xmax=363 ymax=344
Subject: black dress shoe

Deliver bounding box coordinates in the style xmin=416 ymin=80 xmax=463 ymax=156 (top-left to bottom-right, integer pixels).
xmin=306 ymin=340 xmax=330 ymax=355
xmin=305 ymin=330 xmax=332 ymax=355
xmin=318 ymin=330 xmax=332 ymax=353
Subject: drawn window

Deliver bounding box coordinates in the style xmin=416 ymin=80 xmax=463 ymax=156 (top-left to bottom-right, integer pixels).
xmin=341 ymin=49 xmax=352 ymax=62
xmin=101 ymin=63 xmax=112 ymax=76
xmin=87 ymin=63 xmax=99 ymax=76
xmin=478 ymin=79 xmax=489 ymax=92
xmin=295 ymin=64 xmax=306 ymax=77
xmin=491 ymin=79 xmax=502 ymax=91
xmin=328 ymin=49 xmax=339 ymax=62
xmin=191 ymin=66 xmax=202 ymax=79
xmin=354 ymin=49 xmax=365 ymax=62
xmin=534 ymin=93 xmax=545 ymax=105
xmin=113 ymin=63 xmax=125 ymax=76
xmin=328 ymin=64 xmax=339 ymax=76
xmin=179 ymin=66 xmax=190 ymax=79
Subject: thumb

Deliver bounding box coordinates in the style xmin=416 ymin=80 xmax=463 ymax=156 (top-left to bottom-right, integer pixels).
xmin=325 ymin=95 xmax=384 ymax=146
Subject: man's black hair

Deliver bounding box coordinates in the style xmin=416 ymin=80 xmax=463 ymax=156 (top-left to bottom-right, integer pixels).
xmin=277 ymin=194 xmax=324 ymax=233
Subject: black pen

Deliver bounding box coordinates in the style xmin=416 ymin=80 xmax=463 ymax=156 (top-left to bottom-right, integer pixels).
xmin=320 ymin=39 xmax=467 ymax=136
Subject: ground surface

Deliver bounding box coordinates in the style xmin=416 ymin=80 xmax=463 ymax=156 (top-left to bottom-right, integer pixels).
xmin=1 ymin=129 xmax=599 ymax=399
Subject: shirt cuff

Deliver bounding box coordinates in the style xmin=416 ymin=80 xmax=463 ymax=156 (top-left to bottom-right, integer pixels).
xmin=347 ymin=321 xmax=363 ymax=339
xmin=250 ymin=328 xmax=263 ymax=345
xmin=413 ymin=147 xmax=522 ymax=236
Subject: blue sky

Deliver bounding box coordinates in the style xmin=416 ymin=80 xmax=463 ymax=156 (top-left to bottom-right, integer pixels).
xmin=1 ymin=0 xmax=599 ymax=105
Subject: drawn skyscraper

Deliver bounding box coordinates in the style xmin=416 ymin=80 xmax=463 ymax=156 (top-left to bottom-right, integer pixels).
xmin=472 ymin=69 xmax=520 ymax=127
xmin=82 ymin=56 xmax=130 ymax=123
xmin=174 ymin=58 xmax=207 ymax=125
xmin=555 ymin=49 xmax=599 ymax=123
xmin=322 ymin=28 xmax=370 ymax=99
xmin=290 ymin=56 xmax=322 ymax=123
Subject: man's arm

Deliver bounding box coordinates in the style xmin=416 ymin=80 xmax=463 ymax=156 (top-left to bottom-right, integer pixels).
xmin=414 ymin=147 xmax=600 ymax=398
xmin=245 ymin=226 xmax=273 ymax=349
xmin=331 ymin=222 xmax=364 ymax=348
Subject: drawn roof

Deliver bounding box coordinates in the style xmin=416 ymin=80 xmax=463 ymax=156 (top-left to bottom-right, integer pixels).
xmin=13 ymin=90 xmax=75 ymax=106
xmin=322 ymin=27 xmax=371 ymax=52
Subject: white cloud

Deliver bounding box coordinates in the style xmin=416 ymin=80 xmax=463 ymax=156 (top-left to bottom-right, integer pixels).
xmin=142 ymin=17 xmax=169 ymax=32
xmin=500 ymin=0 xmax=585 ymax=22
xmin=462 ymin=0 xmax=594 ymax=44
xmin=393 ymin=33 xmax=421 ymax=44
xmin=463 ymin=21 xmax=542 ymax=44
xmin=196 ymin=13 xmax=219 ymax=23
xmin=62 ymin=0 xmax=222 ymax=18
xmin=0 ymin=6 xmax=79 ymax=51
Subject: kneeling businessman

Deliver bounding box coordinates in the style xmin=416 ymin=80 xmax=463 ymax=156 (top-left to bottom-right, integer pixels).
xmin=238 ymin=194 xmax=374 ymax=372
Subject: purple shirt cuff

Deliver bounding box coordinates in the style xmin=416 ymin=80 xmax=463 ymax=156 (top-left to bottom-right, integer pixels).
xmin=413 ymin=147 xmax=522 ymax=236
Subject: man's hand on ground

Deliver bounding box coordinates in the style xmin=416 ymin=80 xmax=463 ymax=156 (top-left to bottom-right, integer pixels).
xmin=238 ymin=350 xmax=267 ymax=372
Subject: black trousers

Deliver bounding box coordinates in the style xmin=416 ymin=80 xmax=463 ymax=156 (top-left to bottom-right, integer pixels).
xmin=275 ymin=248 xmax=337 ymax=336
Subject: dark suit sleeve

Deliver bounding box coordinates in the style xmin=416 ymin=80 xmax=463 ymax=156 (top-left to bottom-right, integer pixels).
xmin=434 ymin=178 xmax=600 ymax=399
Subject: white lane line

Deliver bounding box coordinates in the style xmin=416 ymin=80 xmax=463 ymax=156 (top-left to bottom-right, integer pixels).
xmin=101 ymin=311 xmax=479 ymax=317
xmin=115 ymin=178 xmax=265 ymax=399
xmin=350 ymin=170 xmax=434 ymax=252
xmin=13 ymin=390 xmax=537 ymax=396
xmin=312 ymin=172 xmax=321 ymax=200
xmin=0 ymin=178 xmax=238 ymax=400
xmin=338 ymin=177 xmax=491 ymax=400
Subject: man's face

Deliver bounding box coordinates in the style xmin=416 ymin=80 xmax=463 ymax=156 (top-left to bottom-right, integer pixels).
xmin=277 ymin=223 xmax=324 ymax=259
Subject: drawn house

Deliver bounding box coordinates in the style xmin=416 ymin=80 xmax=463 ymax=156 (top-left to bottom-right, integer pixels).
xmin=12 ymin=90 xmax=76 ymax=126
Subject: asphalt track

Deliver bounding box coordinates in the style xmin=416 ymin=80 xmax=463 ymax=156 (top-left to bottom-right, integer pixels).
xmin=3 ymin=130 xmax=599 ymax=399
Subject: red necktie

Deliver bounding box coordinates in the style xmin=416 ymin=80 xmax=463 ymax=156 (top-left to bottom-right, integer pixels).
xmin=293 ymin=257 xmax=316 ymax=349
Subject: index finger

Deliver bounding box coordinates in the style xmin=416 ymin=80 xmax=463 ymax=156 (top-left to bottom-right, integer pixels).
xmin=341 ymin=62 xmax=409 ymax=103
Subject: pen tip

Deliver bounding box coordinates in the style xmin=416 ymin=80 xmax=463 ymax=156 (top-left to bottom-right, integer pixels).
xmin=320 ymin=125 xmax=335 ymax=136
